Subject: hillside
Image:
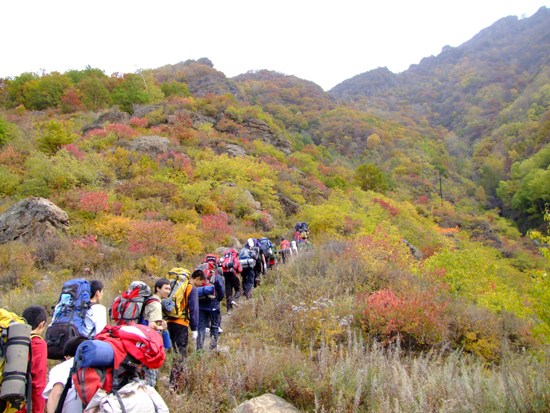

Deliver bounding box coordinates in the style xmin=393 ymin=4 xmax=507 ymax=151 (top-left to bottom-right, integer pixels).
xmin=0 ymin=7 xmax=549 ymax=412
xmin=329 ymin=6 xmax=550 ymax=229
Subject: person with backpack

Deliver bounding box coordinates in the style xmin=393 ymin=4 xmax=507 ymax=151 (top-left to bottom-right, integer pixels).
xmin=291 ymin=240 xmax=299 ymax=255
xmin=195 ymin=263 xmax=224 ymax=351
xmin=46 ymin=279 xmax=93 ymax=360
xmin=142 ymin=278 xmax=171 ymax=387
xmin=42 ymin=336 xmax=88 ymax=413
xmin=81 ymin=280 xmax=107 ymax=338
xmin=280 ymin=238 xmax=292 ymax=263
xmin=18 ymin=306 xmax=48 ymax=413
xmin=240 ymin=239 xmax=260 ymax=298
xmin=220 ymin=248 xmax=243 ymax=314
xmin=166 ymin=269 xmax=202 ymax=390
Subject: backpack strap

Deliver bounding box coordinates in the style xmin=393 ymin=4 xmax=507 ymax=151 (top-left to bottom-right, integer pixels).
xmin=113 ymin=389 xmax=128 ymax=413
xmin=54 ymin=364 xmax=74 ymax=413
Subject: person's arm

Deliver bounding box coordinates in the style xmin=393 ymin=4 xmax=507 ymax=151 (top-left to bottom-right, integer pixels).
xmin=215 ymin=276 xmax=225 ymax=302
xmin=187 ymin=288 xmax=199 ymax=332
xmin=146 ymin=301 xmax=166 ymax=331
xmin=31 ymin=338 xmax=48 ymax=413
xmin=45 ymin=383 xmax=63 ymax=413
xmin=94 ymin=305 xmax=108 ymax=335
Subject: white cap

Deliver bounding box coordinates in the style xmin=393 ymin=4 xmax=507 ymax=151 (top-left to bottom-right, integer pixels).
xmin=247 ymin=238 xmax=254 ymax=248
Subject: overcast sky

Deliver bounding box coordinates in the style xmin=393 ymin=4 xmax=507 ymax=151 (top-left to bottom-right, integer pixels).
xmin=1 ymin=1 xmax=548 ymax=90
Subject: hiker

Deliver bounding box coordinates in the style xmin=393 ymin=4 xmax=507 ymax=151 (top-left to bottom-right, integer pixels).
xmin=19 ymin=305 xmax=48 ymax=413
xmin=43 ymin=336 xmax=88 ymax=413
xmin=249 ymin=239 xmax=266 ymax=288
xmin=82 ymin=279 xmax=107 ymax=338
xmin=280 ymin=238 xmax=292 ymax=263
xmin=220 ymin=248 xmax=243 ymax=314
xmin=291 ymin=240 xmax=299 ymax=255
xmin=195 ymin=263 xmax=224 ymax=350
xmin=167 ymin=269 xmax=202 ymax=390
xmin=240 ymin=239 xmax=259 ymax=299
xmin=142 ymin=278 xmax=171 ymax=387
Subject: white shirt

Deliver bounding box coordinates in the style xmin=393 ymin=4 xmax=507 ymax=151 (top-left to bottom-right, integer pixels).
xmin=42 ymin=358 xmax=83 ymax=413
xmin=82 ymin=304 xmax=107 ymax=337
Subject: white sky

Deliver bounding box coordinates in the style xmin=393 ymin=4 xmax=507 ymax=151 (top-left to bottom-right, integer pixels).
xmin=1 ymin=1 xmax=549 ymax=90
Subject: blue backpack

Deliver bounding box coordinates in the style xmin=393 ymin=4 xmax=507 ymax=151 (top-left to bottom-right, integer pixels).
xmin=259 ymin=237 xmax=274 ymax=257
xmin=45 ymin=278 xmax=92 ymax=359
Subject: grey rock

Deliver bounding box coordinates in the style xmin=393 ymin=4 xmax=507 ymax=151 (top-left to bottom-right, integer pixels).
xmin=225 ymin=143 xmax=247 ymax=157
xmin=403 ymin=238 xmax=423 ymax=260
xmin=0 ymin=197 xmax=69 ymax=244
xmin=233 ymin=393 xmax=300 ymax=413
xmin=127 ymin=136 xmax=171 ymax=154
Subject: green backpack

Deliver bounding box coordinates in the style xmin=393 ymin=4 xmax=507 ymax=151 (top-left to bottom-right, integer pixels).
xmin=0 ymin=308 xmax=32 ymax=413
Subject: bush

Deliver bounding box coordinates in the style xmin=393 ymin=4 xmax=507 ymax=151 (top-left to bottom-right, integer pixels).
xmin=361 ymin=288 xmax=449 ymax=350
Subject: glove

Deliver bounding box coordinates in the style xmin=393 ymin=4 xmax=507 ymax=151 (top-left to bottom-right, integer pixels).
xmin=191 ymin=330 xmax=198 ymax=340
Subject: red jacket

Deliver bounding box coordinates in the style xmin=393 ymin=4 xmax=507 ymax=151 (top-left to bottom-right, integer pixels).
xmin=17 ymin=335 xmax=47 ymax=413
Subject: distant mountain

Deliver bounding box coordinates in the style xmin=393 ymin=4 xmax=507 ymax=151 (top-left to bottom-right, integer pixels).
xmin=330 ymin=6 xmax=550 ymax=142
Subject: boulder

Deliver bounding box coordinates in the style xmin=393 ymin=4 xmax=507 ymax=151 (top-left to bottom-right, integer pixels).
xmin=0 ymin=197 xmax=69 ymax=244
xmin=127 ymin=135 xmax=171 ymax=154
xmin=232 ymin=394 xmax=300 ymax=413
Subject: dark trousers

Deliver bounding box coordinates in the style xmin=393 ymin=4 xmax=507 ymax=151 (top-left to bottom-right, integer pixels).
xmin=241 ymin=267 xmax=255 ymax=298
xmin=197 ymin=309 xmax=221 ymax=350
xmin=167 ymin=322 xmax=188 ymax=388
xmin=223 ymin=271 xmax=241 ymax=310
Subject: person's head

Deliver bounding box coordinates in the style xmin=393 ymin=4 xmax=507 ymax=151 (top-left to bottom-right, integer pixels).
xmin=22 ymin=305 xmax=48 ymax=333
xmin=154 ymin=278 xmax=171 ymax=299
xmin=90 ymin=280 xmax=104 ymax=302
xmin=190 ymin=267 xmax=207 ymax=287
xmin=247 ymin=238 xmax=254 ymax=248
xmin=63 ymin=336 xmax=89 ymax=359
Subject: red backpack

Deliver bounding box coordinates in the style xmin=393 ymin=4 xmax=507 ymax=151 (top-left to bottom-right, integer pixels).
xmin=111 ymin=281 xmax=158 ymax=325
xmin=72 ymin=324 xmax=165 ymax=406
xmin=221 ymin=248 xmax=242 ymax=274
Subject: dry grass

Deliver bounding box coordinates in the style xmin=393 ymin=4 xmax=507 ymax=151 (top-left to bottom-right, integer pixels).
xmin=155 ymin=244 xmax=549 ymax=412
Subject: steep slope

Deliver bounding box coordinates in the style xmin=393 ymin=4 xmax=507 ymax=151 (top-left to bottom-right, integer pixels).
xmin=330 ymin=6 xmax=550 ymax=142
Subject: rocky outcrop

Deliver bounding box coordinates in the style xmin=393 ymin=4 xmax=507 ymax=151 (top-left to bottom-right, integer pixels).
xmin=0 ymin=197 xmax=69 ymax=244
xmin=127 ymin=136 xmax=171 ymax=155
xmin=241 ymin=119 xmax=291 ymax=154
xmin=232 ymin=394 xmax=300 ymax=413
xmin=82 ymin=110 xmax=130 ymax=134
xmin=403 ymin=239 xmax=424 ymax=260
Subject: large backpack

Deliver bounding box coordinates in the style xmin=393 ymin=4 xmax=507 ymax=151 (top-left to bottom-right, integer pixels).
xmin=239 ymin=248 xmax=256 ymax=269
xmin=45 ymin=278 xmax=92 ymax=360
xmin=259 ymin=237 xmax=274 ymax=257
xmin=111 ymin=281 xmax=157 ymax=326
xmin=72 ymin=324 xmax=165 ymax=407
xmin=0 ymin=309 xmax=31 ymax=413
xmin=162 ymin=268 xmax=190 ymax=320
xmin=221 ymin=249 xmax=241 ymax=274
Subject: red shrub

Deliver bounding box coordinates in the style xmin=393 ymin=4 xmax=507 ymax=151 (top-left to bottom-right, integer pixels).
xmin=72 ymin=235 xmax=100 ymax=249
xmin=79 ymin=191 xmax=109 ymax=215
xmin=130 ymin=117 xmax=148 ymax=128
xmin=105 ymin=123 xmax=138 ymax=139
xmin=201 ymin=212 xmax=231 ymax=243
xmin=362 ymin=288 xmax=448 ymax=349
xmin=61 ymin=143 xmax=85 ymax=160
xmin=127 ymin=220 xmax=177 ymax=255
xmin=373 ymin=198 xmax=399 ymax=216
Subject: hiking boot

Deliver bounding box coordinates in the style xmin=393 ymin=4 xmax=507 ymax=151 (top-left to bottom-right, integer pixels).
xmin=218 ymin=327 xmax=223 ymax=333
xmin=231 ymin=300 xmax=239 ymax=308
xmin=209 ymin=337 xmax=218 ymax=350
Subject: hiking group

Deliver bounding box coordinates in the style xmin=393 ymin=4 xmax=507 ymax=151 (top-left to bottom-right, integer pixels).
xmin=0 ymin=224 xmax=311 ymax=413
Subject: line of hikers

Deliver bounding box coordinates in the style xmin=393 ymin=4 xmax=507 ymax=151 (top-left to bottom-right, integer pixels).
xmin=0 ymin=225 xmax=311 ymax=413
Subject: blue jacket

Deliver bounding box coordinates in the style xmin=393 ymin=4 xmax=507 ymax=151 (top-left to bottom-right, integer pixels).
xmin=197 ymin=274 xmax=225 ymax=312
